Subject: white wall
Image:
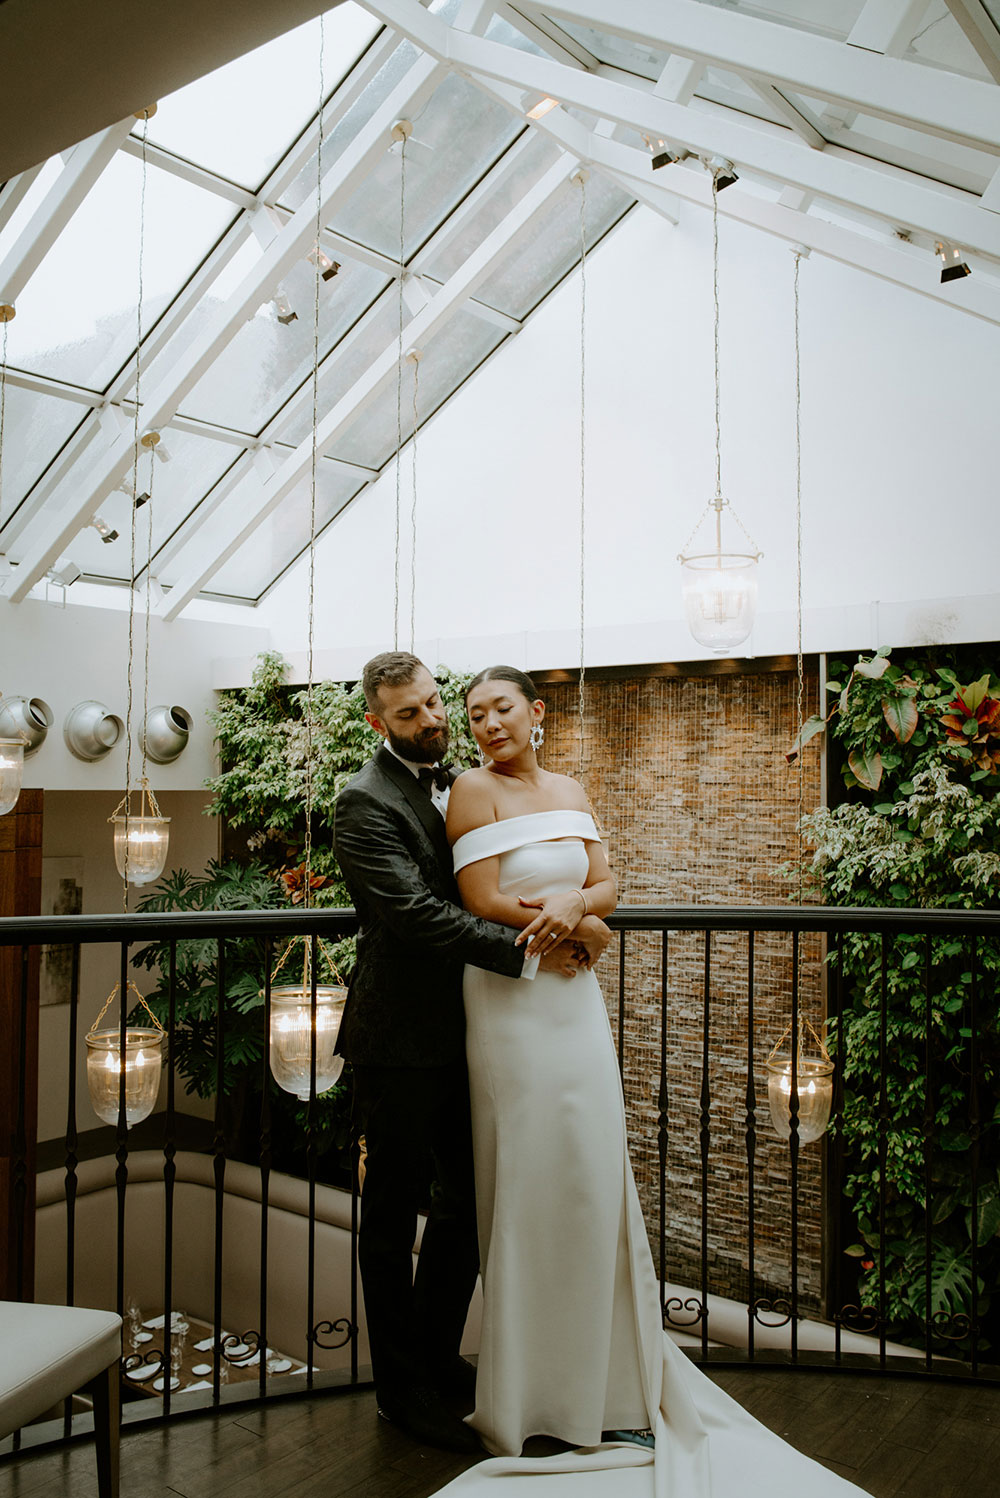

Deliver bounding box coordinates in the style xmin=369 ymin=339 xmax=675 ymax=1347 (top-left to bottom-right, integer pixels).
xmin=0 ymin=596 xmax=270 ymax=789
xmin=242 ymin=200 xmax=999 ymax=683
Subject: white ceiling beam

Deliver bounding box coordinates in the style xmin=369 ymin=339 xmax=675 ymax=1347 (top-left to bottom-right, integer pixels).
xmin=0 ymin=118 xmax=134 ymax=307
xmin=942 ymin=0 xmax=1000 ymax=85
xmin=499 ymin=4 xmax=597 ymax=67
xmin=747 ymin=84 xmax=827 ymax=149
xmin=982 ymin=163 xmax=1000 ymax=212
xmin=578 ymin=128 xmax=1000 ymax=326
xmin=0 ymin=164 xmax=45 ymax=236
xmin=847 ymin=0 xmax=932 ymax=57
xmin=162 ymin=152 xmax=578 ymax=618
xmin=119 ymin=136 xmax=257 ymax=209
xmin=9 ymin=53 xmax=446 ymax=602
xmin=364 ymin=3 xmax=1000 ymax=260
xmin=456 ymin=0 xmax=495 ymax=35
xmin=521 ymin=0 xmax=1000 ymax=154
xmin=654 ymin=55 xmax=703 ymax=105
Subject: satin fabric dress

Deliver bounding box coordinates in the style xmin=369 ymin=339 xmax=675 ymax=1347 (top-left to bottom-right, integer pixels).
xmin=443 ymin=810 xmax=869 ymax=1498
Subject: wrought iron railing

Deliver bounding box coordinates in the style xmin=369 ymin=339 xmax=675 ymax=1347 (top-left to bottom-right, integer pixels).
xmin=2 ymin=902 xmax=998 ymax=1459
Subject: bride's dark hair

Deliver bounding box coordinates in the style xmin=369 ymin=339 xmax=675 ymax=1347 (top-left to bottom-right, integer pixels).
xmin=465 ymin=665 xmax=540 ymax=706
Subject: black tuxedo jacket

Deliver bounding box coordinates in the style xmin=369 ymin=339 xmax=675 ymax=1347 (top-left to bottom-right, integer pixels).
xmin=333 ymin=745 xmax=524 ymax=1068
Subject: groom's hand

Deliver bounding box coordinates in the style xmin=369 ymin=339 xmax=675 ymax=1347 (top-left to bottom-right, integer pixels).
xmin=538 ymin=946 xmax=585 ymax=977
xmin=573 ymin=915 xmax=613 ymax=967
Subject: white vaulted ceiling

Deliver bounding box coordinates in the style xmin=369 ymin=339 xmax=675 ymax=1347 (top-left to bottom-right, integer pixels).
xmin=0 ymin=0 xmax=997 ymax=616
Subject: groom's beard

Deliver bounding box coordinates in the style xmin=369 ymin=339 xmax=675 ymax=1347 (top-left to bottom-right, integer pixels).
xmin=386 ymin=721 xmax=450 ymax=765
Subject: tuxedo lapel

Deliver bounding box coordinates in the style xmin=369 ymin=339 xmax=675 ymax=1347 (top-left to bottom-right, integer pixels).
xmin=374 ymin=745 xmax=451 ymax=863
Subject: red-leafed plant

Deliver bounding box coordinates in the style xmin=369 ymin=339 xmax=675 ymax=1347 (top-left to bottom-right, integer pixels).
xmin=940 ymin=675 xmax=1000 ymax=775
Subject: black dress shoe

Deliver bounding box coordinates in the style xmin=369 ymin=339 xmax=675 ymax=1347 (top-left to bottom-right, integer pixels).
xmin=377 ymin=1384 xmax=482 ymax=1454
xmin=430 ymin=1357 xmax=478 ymax=1410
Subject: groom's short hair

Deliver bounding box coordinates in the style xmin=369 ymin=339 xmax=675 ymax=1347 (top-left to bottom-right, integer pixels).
xmin=362 ymin=651 xmax=427 ymax=712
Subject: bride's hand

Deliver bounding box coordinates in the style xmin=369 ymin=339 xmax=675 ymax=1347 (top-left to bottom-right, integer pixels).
xmin=573 ymin=915 xmax=612 ymax=967
xmin=515 ymin=890 xmax=588 ymax=957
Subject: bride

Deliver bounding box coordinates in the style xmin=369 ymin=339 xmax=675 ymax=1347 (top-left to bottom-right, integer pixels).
xmin=443 ymin=665 xmax=870 ymax=1496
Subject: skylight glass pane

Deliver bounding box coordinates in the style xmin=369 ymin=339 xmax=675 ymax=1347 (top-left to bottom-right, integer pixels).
xmin=904 ymin=6 xmax=997 ymax=80
xmin=475 ymin=174 xmax=632 ymax=321
xmin=279 ymin=41 xmax=424 ymax=214
xmin=2 ymin=154 xmax=234 ymax=392
xmin=0 ymin=385 xmax=89 ymax=518
xmin=329 ymin=75 xmax=522 ymax=261
xmin=333 ymin=308 xmax=505 ymax=469
xmin=698 ymin=1 xmax=861 ymax=41
xmin=418 ymin=134 xmax=562 ymax=286
xmin=11 ymin=425 xmax=238 ymax=583
xmin=163 ymin=456 xmax=363 ymax=600
xmin=278 ymin=292 xmax=408 ymax=449
xmin=178 ymin=257 xmax=390 ymax=434
xmin=137 ymin=5 xmax=381 ymax=190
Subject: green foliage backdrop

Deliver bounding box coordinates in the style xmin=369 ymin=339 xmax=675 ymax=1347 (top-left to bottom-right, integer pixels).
xmin=799 ymin=646 xmax=1000 ymax=1354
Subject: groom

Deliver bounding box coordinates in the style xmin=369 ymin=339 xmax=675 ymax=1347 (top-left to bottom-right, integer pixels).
xmin=334 ymin=651 xmax=610 ymax=1452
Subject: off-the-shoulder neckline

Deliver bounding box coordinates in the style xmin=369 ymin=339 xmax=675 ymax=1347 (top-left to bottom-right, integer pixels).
xmin=457 ymin=808 xmax=594 ymax=831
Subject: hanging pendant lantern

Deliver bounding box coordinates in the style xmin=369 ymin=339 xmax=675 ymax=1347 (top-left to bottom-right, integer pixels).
xmin=86 ymin=982 xmax=165 ymax=1126
xmin=678 ymin=167 xmax=761 ymax=654
xmin=109 ymin=777 xmax=170 ymax=886
xmin=269 ymin=984 xmax=347 ymax=1101
xmin=267 ymin=937 xmax=347 ymax=1100
xmin=766 ymin=1018 xmax=834 ymax=1145
xmin=0 ymin=735 xmax=25 ymax=815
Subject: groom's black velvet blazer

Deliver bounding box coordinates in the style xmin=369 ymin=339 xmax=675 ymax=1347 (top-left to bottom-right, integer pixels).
xmin=333 ymin=745 xmax=524 ymax=1068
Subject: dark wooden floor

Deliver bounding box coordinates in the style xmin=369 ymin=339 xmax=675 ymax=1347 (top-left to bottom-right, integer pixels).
xmin=3 ymin=1367 xmax=1000 ymax=1498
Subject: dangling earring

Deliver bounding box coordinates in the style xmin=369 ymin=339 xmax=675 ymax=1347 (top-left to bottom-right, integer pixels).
xmin=477 ymin=745 xmax=488 ymax=767
xmin=529 ymin=723 xmax=544 ymax=752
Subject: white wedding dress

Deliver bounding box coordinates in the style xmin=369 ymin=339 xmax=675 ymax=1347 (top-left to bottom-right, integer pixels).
xmin=443 ymin=810 xmax=869 ymax=1498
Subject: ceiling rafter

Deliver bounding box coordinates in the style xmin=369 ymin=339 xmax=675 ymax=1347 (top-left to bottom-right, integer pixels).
xmin=0 ymin=164 xmax=46 ymax=236
xmin=441 ymin=32 xmax=1000 ymax=326
xmin=360 ymin=2 xmax=1000 ymax=262
xmin=942 ymin=0 xmax=1000 ymax=84
xmin=8 ymin=51 xmax=447 ymax=602
xmin=162 ymin=151 xmax=581 ymax=618
xmin=521 ymin=0 xmax=1000 ymax=154
xmin=847 ymin=0 xmax=934 ymax=57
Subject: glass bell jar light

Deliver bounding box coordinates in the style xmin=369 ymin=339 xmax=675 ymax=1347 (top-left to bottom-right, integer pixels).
xmin=86 ymin=985 xmax=165 ymax=1126
xmin=269 ymin=983 xmax=348 ymax=1101
xmin=0 ymin=737 xmax=25 ymax=815
xmin=679 ymin=496 xmax=760 ymax=654
xmin=766 ymin=1021 xmax=834 ymax=1145
xmin=109 ymin=779 xmax=170 ymax=886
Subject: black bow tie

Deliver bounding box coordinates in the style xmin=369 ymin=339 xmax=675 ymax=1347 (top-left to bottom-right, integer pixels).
xmin=417 ymin=763 xmax=452 ymax=794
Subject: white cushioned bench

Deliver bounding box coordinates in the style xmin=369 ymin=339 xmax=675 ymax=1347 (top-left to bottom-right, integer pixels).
xmin=0 ymin=1300 xmax=122 ymax=1496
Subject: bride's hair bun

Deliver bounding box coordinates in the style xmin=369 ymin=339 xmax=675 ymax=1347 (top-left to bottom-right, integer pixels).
xmin=466 ymin=665 xmax=540 ymax=705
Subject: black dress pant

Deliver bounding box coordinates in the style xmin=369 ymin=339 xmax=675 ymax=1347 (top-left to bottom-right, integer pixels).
xmin=351 ymin=1058 xmax=480 ymax=1403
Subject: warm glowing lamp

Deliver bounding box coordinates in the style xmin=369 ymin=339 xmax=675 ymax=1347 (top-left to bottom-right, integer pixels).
xmin=269 ymin=984 xmax=347 ymax=1101
xmin=86 ymin=982 xmax=165 ymax=1127
xmin=766 ymin=1020 xmax=834 ymax=1145
xmin=0 ymin=737 xmax=24 ymax=815
xmin=109 ymin=778 xmax=170 ymax=886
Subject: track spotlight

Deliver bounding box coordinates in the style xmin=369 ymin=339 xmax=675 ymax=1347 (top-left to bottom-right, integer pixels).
xmin=89 ymin=514 xmax=119 ymax=544
xmin=272 ymin=289 xmax=298 ymax=325
xmin=642 ymin=133 xmax=686 ymax=171
xmin=706 ymin=155 xmax=739 ymax=190
xmin=47 ymin=558 xmax=82 ymax=588
xmin=936 ymin=241 xmax=971 ymax=283
xmin=134 ymin=491 xmax=151 ymax=510
xmin=307 ymin=246 xmax=341 ymax=282
xmin=522 ymin=91 xmax=559 ymax=120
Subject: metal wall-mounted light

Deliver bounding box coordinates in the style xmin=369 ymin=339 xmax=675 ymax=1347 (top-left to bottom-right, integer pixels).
xmin=142 ymin=704 xmax=192 ymax=764
xmin=64 ymin=701 xmax=124 ymax=761
xmin=0 ymin=696 xmax=54 ymax=756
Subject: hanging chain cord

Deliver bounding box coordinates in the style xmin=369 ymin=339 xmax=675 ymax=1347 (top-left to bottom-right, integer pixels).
xmin=303 ymin=15 xmax=326 ymax=910
xmin=793 ymin=249 xmax=805 ymax=909
xmin=121 ymin=111 xmax=151 ymax=909
xmin=409 ymin=351 xmax=420 ymax=653
xmin=89 ymin=981 xmax=164 ymax=1037
xmin=577 ymin=172 xmax=588 ymax=782
xmin=393 ymin=131 xmax=407 ymax=650
xmin=679 ymin=170 xmax=760 ymax=562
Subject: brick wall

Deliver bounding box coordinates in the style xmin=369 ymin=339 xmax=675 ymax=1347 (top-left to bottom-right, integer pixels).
xmin=535 ymin=661 xmax=826 ymax=1314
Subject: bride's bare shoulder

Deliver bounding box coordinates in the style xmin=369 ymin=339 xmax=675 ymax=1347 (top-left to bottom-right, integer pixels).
xmin=544 ymin=771 xmax=591 ymax=812
xmin=447 ymin=767 xmax=498 ymax=841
